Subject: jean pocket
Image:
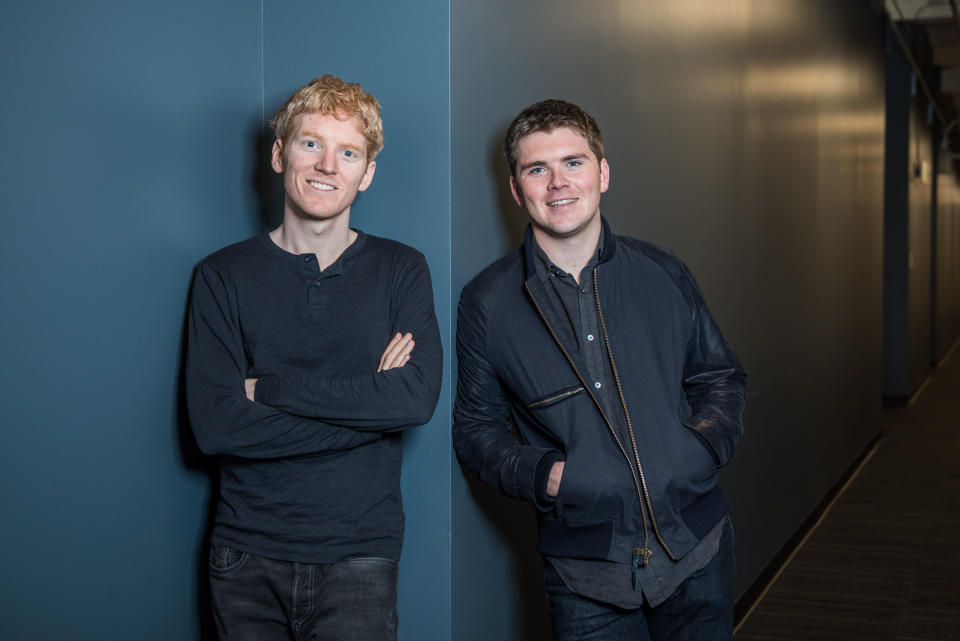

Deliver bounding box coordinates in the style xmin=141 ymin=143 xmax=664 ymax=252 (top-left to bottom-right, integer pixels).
xmin=208 ymin=543 xmax=248 ymax=574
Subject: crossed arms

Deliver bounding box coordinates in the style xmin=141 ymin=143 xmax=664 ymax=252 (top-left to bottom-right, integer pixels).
xmin=186 ymin=256 xmax=442 ymax=460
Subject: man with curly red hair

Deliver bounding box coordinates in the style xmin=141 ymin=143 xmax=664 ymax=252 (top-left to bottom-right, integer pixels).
xmin=187 ymin=75 xmax=442 ymax=640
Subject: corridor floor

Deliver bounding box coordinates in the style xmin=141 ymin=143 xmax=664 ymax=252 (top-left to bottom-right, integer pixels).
xmin=734 ymin=349 xmax=960 ymax=640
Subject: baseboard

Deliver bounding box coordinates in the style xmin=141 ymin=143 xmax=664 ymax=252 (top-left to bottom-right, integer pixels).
xmin=732 ymin=431 xmax=882 ymax=629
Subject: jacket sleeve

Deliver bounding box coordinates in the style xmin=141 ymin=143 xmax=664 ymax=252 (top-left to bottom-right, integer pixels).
xmin=452 ymin=284 xmax=560 ymax=508
xmin=677 ymin=261 xmax=747 ymax=467
xmin=186 ymin=262 xmax=379 ymax=458
xmin=251 ymin=254 xmax=442 ymax=432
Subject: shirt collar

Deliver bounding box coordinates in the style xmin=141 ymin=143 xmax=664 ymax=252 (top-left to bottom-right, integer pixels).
xmin=530 ymin=232 xmax=604 ymax=284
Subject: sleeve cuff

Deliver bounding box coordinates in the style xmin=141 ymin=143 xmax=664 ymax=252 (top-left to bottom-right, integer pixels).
xmin=533 ymin=451 xmax=564 ymax=509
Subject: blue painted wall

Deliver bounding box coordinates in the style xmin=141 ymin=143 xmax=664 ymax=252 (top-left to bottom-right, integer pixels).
xmin=262 ymin=3 xmax=452 ymax=639
xmin=1 ymin=2 xmax=261 ymax=639
xmin=0 ymin=1 xmax=449 ymax=640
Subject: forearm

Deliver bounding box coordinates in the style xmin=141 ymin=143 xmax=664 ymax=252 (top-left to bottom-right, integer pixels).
xmin=254 ymin=353 xmax=442 ymax=431
xmin=186 ymin=263 xmax=378 ymax=458
xmin=452 ymin=412 xmax=559 ymax=506
xmin=187 ymin=375 xmax=378 ymax=459
xmin=253 ymin=254 xmax=443 ymax=430
xmin=675 ymin=257 xmax=748 ymax=467
xmin=453 ymin=290 xmax=558 ymax=506
xmin=683 ymin=371 xmax=747 ymax=466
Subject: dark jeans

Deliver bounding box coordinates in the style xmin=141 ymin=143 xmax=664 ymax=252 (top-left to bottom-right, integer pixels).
xmin=208 ymin=544 xmax=398 ymax=641
xmin=545 ymin=520 xmax=735 ymax=641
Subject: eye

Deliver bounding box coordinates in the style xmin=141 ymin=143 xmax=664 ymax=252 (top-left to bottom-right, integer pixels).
xmin=567 ymin=159 xmax=583 ymax=168
xmin=303 ymin=140 xmax=319 ymax=150
xmin=343 ymin=149 xmax=356 ymax=158
xmin=528 ymin=167 xmax=545 ymax=176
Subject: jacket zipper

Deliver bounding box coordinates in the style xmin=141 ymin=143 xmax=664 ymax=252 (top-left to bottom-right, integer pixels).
xmin=527 ymin=386 xmax=585 ymax=408
xmin=524 ymin=281 xmax=666 ymax=565
xmin=592 ymin=269 xmax=675 ymax=561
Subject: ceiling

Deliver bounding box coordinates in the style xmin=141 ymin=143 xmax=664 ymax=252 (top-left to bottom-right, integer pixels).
xmin=886 ymin=0 xmax=960 ymax=123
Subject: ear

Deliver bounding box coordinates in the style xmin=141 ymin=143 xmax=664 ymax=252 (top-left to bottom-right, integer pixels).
xmin=599 ymin=158 xmax=610 ymax=194
xmin=357 ymin=161 xmax=377 ymax=192
xmin=271 ymin=139 xmax=285 ymax=174
xmin=509 ymin=175 xmax=525 ymax=208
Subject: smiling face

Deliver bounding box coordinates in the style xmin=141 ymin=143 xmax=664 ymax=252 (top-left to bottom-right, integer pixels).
xmin=510 ymin=126 xmax=609 ymax=243
xmin=271 ymin=111 xmax=376 ymax=224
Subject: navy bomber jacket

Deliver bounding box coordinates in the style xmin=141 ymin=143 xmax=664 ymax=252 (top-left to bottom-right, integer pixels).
xmin=453 ymin=218 xmax=746 ymax=565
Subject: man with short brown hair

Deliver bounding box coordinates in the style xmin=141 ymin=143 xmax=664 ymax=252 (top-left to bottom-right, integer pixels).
xmin=454 ymin=99 xmax=746 ymax=640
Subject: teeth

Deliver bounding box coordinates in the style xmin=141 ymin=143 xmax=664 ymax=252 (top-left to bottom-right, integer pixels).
xmin=309 ymin=181 xmax=335 ymax=191
xmin=548 ymin=198 xmax=577 ymax=207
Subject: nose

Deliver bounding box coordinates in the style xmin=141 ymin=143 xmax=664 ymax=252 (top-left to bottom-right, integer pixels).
xmin=548 ymin=168 xmax=567 ymax=191
xmin=315 ymin=149 xmax=336 ymax=173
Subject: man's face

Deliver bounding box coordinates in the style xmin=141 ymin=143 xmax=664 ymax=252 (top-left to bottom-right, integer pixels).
xmin=510 ymin=126 xmax=609 ymax=241
xmin=272 ymin=111 xmax=376 ymax=223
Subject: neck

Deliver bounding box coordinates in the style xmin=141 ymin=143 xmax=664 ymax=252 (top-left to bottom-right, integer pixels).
xmin=271 ymin=211 xmax=357 ymax=271
xmin=532 ymin=220 xmax=602 ymax=284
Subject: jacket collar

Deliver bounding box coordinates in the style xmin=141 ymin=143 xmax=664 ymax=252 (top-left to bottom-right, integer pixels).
xmin=522 ymin=215 xmax=617 ymax=281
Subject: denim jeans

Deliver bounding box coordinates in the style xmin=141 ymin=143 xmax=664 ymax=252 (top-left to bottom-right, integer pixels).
xmin=544 ymin=519 xmax=735 ymax=641
xmin=208 ymin=545 xmax=398 ymax=641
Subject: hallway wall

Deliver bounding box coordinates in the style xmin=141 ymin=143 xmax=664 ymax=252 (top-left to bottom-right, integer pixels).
xmin=450 ymin=2 xmax=886 ymax=639
xmin=935 ymin=172 xmax=960 ymax=360
xmin=884 ymin=34 xmax=936 ymax=399
xmin=0 ymin=2 xmax=450 ymax=640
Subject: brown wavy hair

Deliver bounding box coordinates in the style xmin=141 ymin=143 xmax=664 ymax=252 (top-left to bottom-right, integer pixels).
xmin=504 ymin=99 xmax=604 ymax=176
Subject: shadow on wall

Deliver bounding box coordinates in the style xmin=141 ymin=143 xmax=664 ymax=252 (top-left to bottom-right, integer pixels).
xmin=253 ymin=115 xmax=284 ymax=231
xmin=490 ymin=123 xmax=528 ymax=248
xmin=175 ymin=285 xmax=219 ymax=641
xmin=462 ymin=471 xmax=552 ymax=641
xmin=173 ymin=118 xmax=281 ymax=641
xmin=453 ymin=126 xmax=553 ymax=640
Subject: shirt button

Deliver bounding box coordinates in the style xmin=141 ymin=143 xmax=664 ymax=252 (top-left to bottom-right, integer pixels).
xmin=587 ymin=334 xmax=595 ymax=341
xmin=313 ymin=282 xmax=321 ymax=287
xmin=594 ymin=381 xmax=602 ymax=389
xmin=303 ymin=255 xmax=312 ymax=262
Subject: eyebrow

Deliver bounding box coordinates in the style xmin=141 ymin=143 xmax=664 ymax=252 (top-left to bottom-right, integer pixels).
xmin=519 ymin=153 xmax=589 ymax=173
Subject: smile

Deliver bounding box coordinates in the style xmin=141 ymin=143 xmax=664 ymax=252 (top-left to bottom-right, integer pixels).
xmin=547 ymin=198 xmax=577 ymax=207
xmin=308 ymin=180 xmax=336 ymax=191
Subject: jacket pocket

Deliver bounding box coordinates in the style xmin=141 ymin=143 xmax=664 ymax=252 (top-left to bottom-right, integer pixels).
xmin=527 ymin=385 xmax=585 ymax=410
xmin=679 ymin=423 xmax=720 ymax=483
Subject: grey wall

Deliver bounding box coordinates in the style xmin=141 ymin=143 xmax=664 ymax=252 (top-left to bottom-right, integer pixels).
xmin=1 ymin=2 xmax=450 ymax=640
xmin=936 ymin=173 xmax=960 ymax=358
xmin=451 ymin=2 xmax=886 ymax=639
xmin=907 ymin=100 xmax=934 ymax=387
xmin=884 ymin=29 xmax=937 ymax=398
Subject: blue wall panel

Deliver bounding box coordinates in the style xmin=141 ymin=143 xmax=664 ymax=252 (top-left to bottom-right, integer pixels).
xmin=262 ymin=3 xmax=451 ymax=640
xmin=0 ymin=1 xmax=262 ymax=639
xmin=1 ymin=1 xmax=450 ymax=639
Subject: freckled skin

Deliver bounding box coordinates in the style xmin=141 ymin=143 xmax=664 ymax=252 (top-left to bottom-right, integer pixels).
xmin=271 ymin=111 xmax=376 ymax=224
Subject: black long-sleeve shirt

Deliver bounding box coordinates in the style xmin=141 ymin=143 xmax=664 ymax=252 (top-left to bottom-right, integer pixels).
xmin=186 ymin=231 xmax=442 ymax=563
